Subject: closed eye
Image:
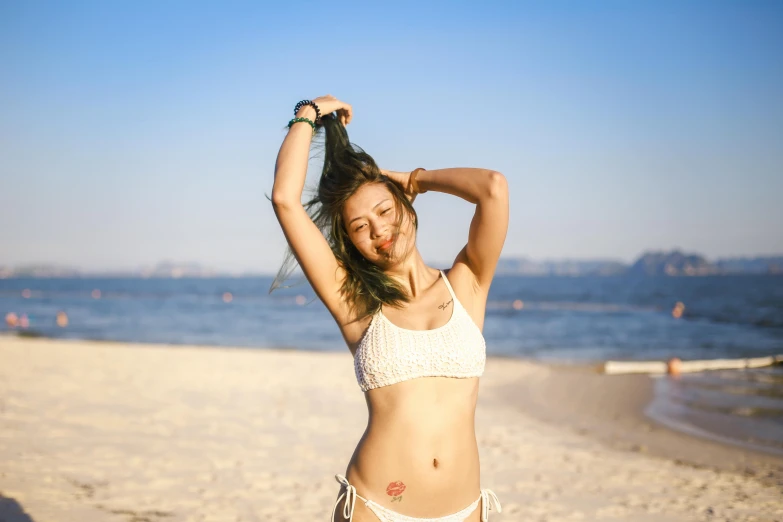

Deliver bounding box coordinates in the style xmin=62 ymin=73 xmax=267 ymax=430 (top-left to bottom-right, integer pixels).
xmin=353 ymin=208 xmax=391 ymax=232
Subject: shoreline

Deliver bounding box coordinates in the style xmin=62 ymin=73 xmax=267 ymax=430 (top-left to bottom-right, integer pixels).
xmin=1 ymin=336 xmax=782 ymax=521
xmin=498 ymin=359 xmax=783 ymax=487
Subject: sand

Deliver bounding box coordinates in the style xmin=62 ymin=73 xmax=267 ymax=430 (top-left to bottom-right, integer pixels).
xmin=1 ymin=336 xmax=781 ymax=522
xmin=504 ymin=360 xmax=783 ymax=484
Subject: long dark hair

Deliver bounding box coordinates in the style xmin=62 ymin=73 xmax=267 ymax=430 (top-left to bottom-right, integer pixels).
xmin=270 ymin=114 xmax=419 ymax=319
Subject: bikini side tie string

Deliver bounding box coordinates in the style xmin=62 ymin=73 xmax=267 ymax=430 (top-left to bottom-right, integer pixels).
xmin=331 ymin=474 xmax=357 ymax=521
xmin=480 ymin=488 xmax=502 ymax=521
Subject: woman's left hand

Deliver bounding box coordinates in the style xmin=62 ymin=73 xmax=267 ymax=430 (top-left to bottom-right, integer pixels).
xmin=380 ymin=169 xmax=417 ymax=203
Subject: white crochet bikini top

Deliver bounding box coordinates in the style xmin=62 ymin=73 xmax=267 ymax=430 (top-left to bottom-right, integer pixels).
xmin=353 ymin=270 xmax=487 ymax=392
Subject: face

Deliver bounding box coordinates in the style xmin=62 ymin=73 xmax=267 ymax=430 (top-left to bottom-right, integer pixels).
xmin=342 ymin=183 xmax=415 ymax=267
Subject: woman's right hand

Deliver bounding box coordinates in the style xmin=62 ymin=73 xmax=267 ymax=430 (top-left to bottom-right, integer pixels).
xmin=298 ymin=95 xmax=353 ymax=126
xmin=380 ymin=169 xmax=417 ymax=203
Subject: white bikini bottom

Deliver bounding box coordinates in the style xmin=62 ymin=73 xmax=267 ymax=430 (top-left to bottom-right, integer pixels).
xmin=331 ymin=474 xmax=501 ymax=522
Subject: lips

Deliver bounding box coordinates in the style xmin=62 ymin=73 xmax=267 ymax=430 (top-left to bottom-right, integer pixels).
xmin=377 ymin=237 xmax=394 ymax=252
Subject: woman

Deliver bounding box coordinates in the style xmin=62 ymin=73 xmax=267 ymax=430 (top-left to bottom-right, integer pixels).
xmin=271 ymin=95 xmax=509 ymax=522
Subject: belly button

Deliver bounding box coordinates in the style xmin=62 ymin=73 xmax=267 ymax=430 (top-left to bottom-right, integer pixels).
xmin=433 ymin=458 xmax=438 ymax=468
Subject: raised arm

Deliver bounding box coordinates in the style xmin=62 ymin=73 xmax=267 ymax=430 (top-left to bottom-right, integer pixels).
xmin=416 ymin=168 xmax=509 ymax=291
xmin=271 ymin=96 xmax=354 ymax=323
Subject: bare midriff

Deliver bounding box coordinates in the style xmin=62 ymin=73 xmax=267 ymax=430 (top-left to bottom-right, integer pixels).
xmin=344 ymin=375 xmax=481 ymax=517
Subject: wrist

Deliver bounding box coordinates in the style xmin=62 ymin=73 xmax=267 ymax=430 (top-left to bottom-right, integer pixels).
xmin=410 ymin=168 xmax=428 ymax=194
xmin=295 ymin=106 xmax=317 ymax=119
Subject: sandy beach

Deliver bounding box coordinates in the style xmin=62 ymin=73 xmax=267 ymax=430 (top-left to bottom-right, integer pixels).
xmin=1 ymin=336 xmax=781 ymax=522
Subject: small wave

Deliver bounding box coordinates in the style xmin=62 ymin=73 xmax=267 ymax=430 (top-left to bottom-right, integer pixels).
xmin=646 ymin=368 xmax=783 ymax=454
xmin=647 ymin=369 xmax=783 ymax=456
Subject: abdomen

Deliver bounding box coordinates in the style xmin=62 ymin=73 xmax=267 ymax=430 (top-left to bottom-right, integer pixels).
xmin=345 ymin=377 xmax=482 ymax=517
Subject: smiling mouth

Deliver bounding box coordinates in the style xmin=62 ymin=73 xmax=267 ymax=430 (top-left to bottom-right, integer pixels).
xmin=377 ymin=237 xmax=394 ymax=252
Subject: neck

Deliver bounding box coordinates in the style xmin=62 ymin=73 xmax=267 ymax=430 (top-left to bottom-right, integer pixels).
xmin=383 ymin=249 xmax=439 ymax=298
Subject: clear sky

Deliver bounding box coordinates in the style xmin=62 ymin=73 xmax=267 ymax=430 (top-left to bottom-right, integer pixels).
xmin=1 ymin=1 xmax=781 ymax=274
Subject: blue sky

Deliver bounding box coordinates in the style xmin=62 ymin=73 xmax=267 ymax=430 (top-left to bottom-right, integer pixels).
xmin=1 ymin=1 xmax=781 ymax=273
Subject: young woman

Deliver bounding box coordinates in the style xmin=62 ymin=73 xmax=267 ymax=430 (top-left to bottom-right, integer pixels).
xmin=271 ymin=95 xmax=509 ymax=522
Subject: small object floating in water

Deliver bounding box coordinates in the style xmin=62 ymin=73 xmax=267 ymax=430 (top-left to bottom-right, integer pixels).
xmin=603 ymin=354 xmax=783 ymax=375
xmin=21 ymin=289 xmax=31 ymax=298
xmin=56 ymin=311 xmax=69 ymax=328
xmin=671 ymin=301 xmax=685 ymax=319
xmin=223 ymin=292 xmax=233 ymax=303
xmin=91 ymin=289 xmax=102 ymax=299
xmin=295 ymin=295 xmax=306 ymax=306
xmin=512 ymin=299 xmax=524 ymax=310
xmin=5 ymin=312 xmax=18 ymax=328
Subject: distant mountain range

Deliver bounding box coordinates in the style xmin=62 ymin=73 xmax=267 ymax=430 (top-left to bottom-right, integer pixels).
xmin=495 ymin=251 xmax=783 ymax=276
xmin=1 ymin=251 xmax=782 ymax=278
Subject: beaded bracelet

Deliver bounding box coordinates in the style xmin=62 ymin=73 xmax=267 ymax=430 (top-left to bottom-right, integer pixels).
xmin=294 ymin=100 xmax=322 ymax=125
xmin=288 ymin=117 xmax=316 ymax=136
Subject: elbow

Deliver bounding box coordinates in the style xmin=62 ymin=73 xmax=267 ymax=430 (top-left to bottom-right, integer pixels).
xmin=270 ymin=191 xmax=287 ymax=209
xmin=271 ymin=190 xmax=298 ymax=210
xmin=486 ymin=171 xmax=508 ymax=200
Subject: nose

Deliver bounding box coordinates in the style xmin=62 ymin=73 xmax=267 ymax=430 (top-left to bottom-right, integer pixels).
xmin=369 ymin=217 xmax=387 ymax=239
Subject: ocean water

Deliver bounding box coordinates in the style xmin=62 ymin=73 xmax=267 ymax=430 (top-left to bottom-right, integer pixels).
xmin=2 ymin=275 xmax=782 ymax=454
xmin=647 ymin=367 xmax=783 ymax=456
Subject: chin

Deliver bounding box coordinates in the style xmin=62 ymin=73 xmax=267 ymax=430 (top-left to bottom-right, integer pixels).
xmin=380 ymin=238 xmax=414 ymax=267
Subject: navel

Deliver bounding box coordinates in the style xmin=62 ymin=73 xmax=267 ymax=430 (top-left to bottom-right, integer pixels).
xmin=433 ymin=458 xmax=439 ymax=468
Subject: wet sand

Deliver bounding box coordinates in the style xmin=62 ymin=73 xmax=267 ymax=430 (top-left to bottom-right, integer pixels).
xmin=503 ymin=360 xmax=783 ymax=486
xmin=1 ymin=336 xmax=781 ymax=521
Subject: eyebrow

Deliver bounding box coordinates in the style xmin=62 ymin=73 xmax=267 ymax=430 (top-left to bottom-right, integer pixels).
xmin=348 ymin=199 xmax=391 ymax=226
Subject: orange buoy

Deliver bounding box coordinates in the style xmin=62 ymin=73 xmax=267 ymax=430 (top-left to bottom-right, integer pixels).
xmin=56 ymin=311 xmax=69 ymax=327
xmin=5 ymin=312 xmax=18 ymax=328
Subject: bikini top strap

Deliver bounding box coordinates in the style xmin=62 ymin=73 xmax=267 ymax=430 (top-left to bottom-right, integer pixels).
xmin=439 ymin=270 xmax=457 ymax=301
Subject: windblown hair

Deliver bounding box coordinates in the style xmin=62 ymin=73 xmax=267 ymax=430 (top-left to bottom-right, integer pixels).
xmin=270 ymin=114 xmax=419 ymax=319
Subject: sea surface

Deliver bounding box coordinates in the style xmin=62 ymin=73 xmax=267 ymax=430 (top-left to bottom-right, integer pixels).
xmin=2 ymin=275 xmax=782 ymax=454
